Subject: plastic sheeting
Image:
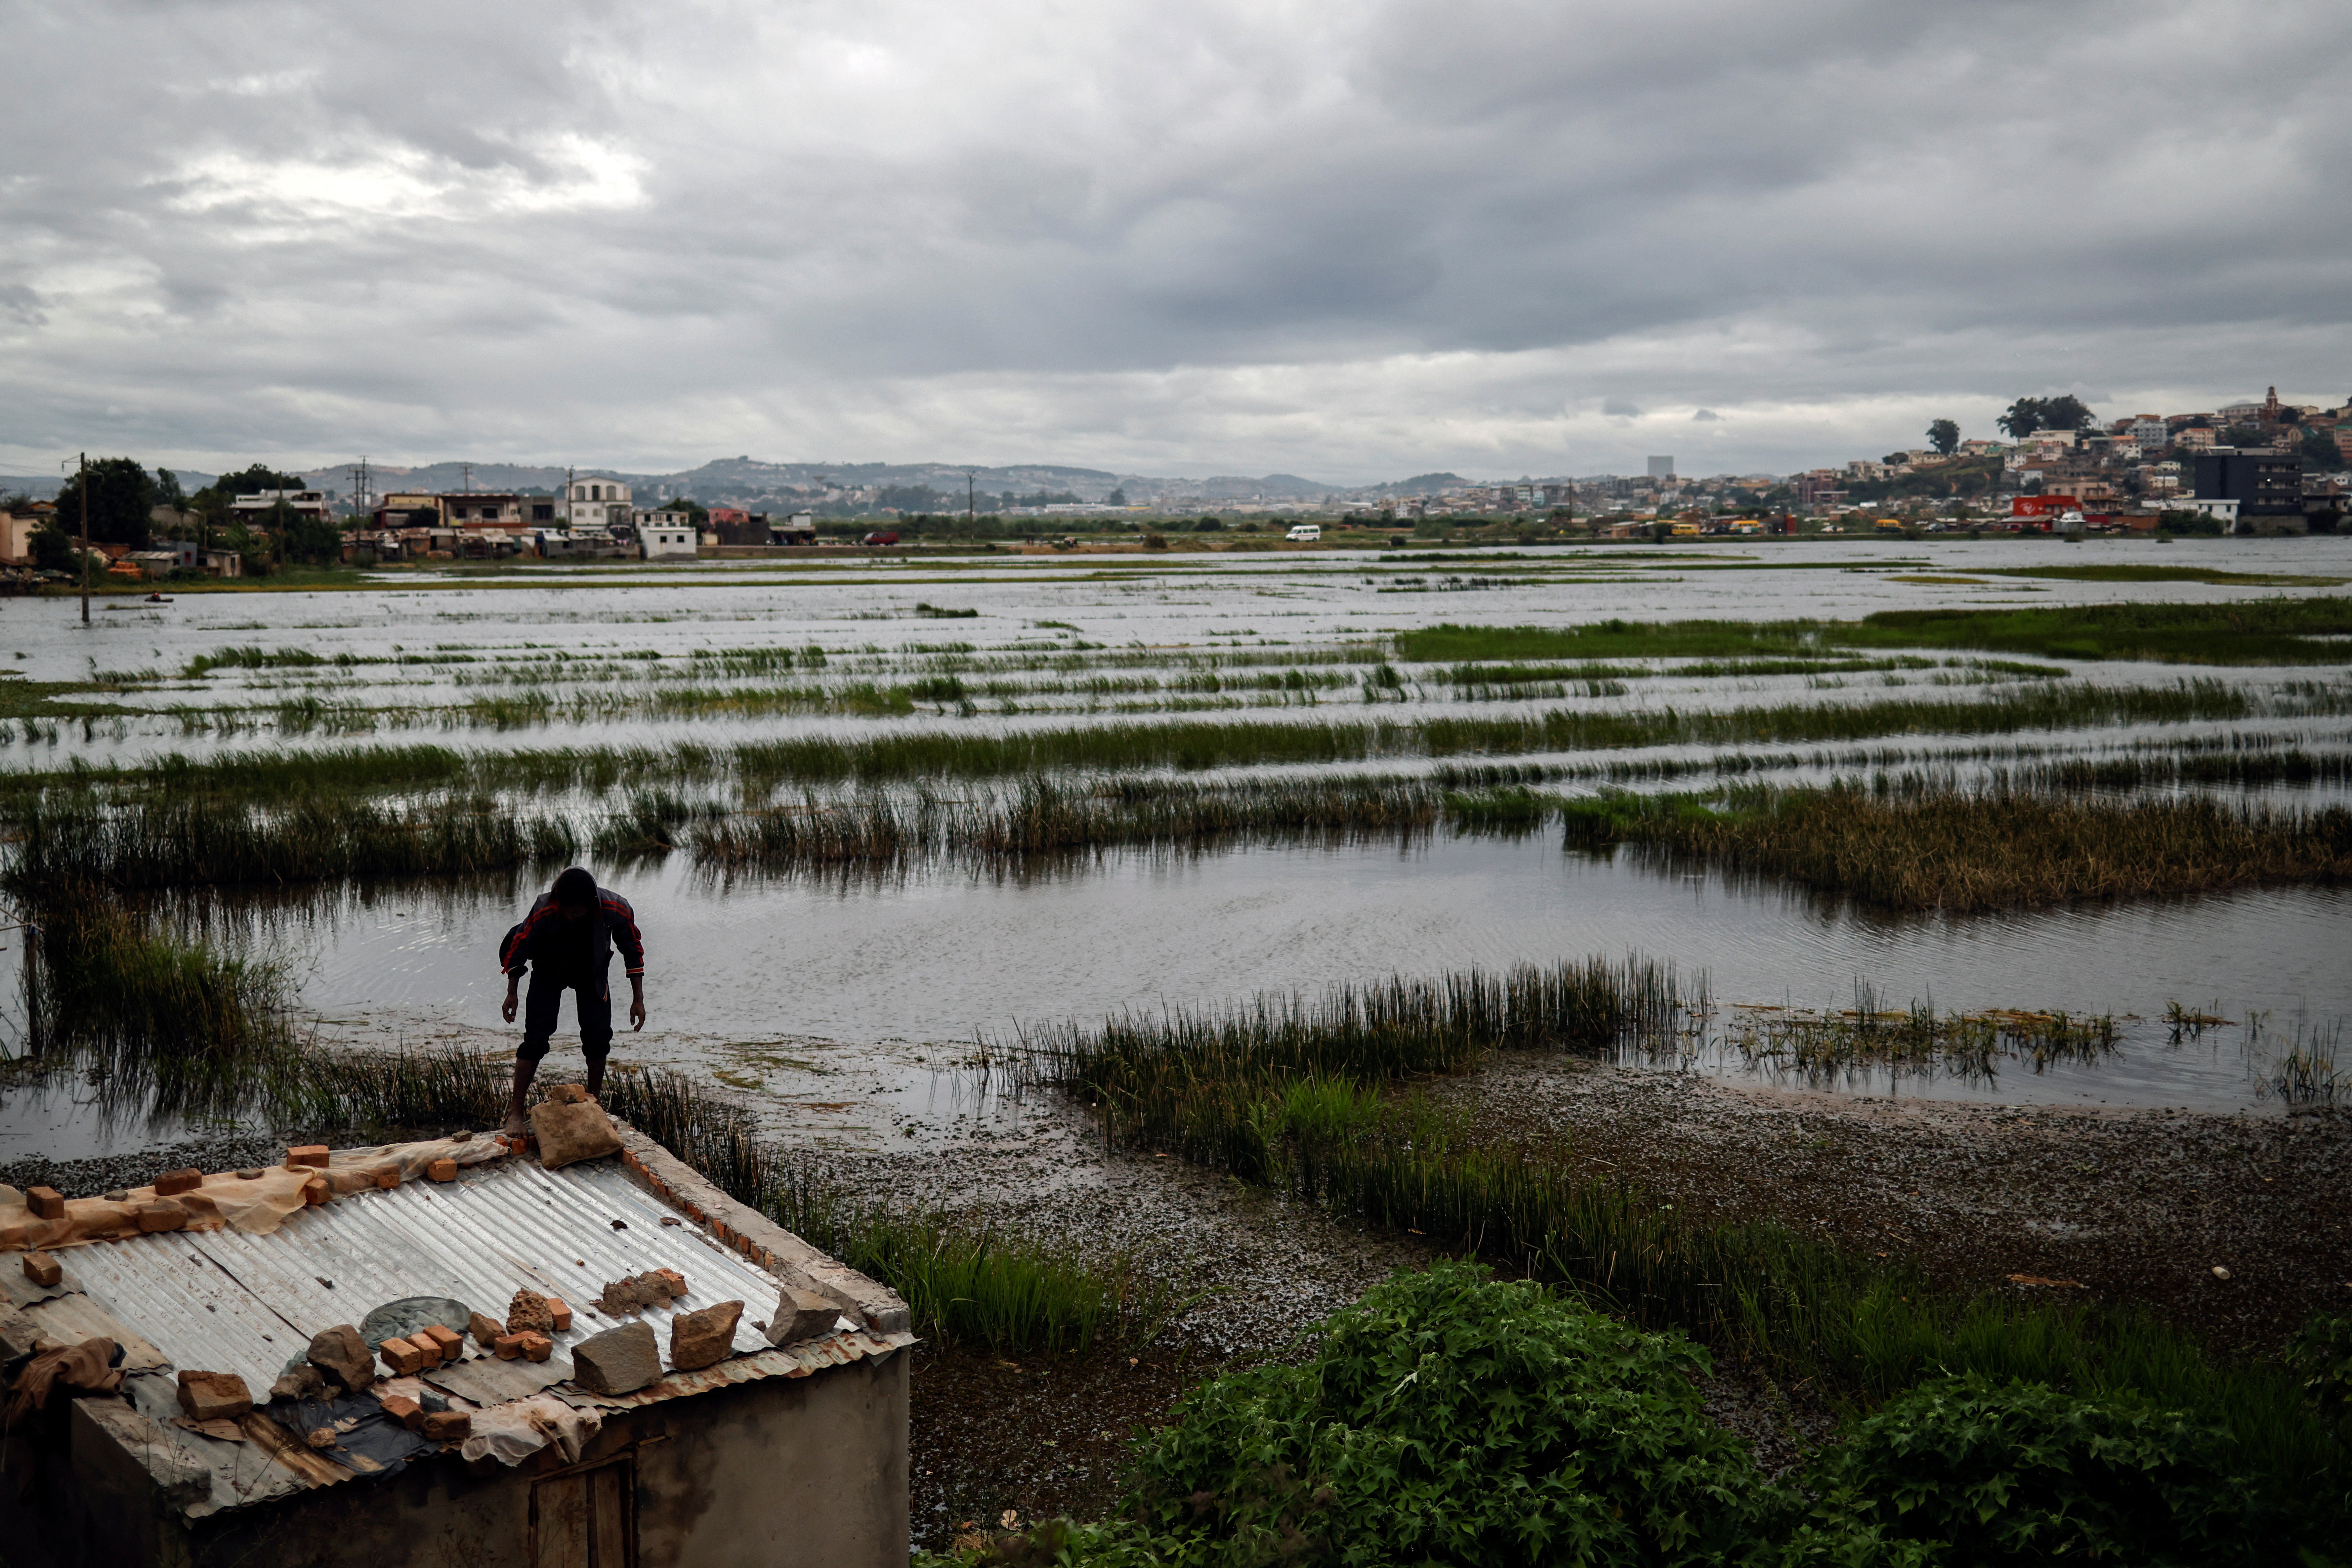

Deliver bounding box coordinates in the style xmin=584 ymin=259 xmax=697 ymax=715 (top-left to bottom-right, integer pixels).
xmin=0 ymin=1135 xmax=515 ymax=1253
xmin=458 ymin=1394 xmax=602 ymax=1468
xmin=267 ymin=1388 xmax=438 ymax=1478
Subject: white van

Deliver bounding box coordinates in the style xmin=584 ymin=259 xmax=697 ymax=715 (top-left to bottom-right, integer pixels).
xmin=1285 ymin=524 xmax=1322 ymax=543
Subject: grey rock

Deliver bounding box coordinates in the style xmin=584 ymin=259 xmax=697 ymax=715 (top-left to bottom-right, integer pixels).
xmin=268 ymin=1364 xmax=326 ymax=1402
xmin=765 ymin=1285 xmax=841 ymax=1348
xmin=668 ymin=1300 xmax=742 ymax=1371
xmin=570 ymin=1320 xmax=661 ymax=1395
xmin=305 ymin=1323 xmax=374 ymax=1393
xmin=531 ymin=1095 xmax=621 ymax=1171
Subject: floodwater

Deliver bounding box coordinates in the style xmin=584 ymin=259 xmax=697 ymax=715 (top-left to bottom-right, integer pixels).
xmin=6 ymin=832 xmax=2336 ymax=1161
xmin=3 ymin=535 xmax=2347 ymax=769
xmin=1 ymin=537 xmax=2346 ymax=1160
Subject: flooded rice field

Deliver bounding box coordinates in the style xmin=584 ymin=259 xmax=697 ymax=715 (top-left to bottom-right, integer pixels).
xmin=2 ymin=535 xmax=2348 ymax=1164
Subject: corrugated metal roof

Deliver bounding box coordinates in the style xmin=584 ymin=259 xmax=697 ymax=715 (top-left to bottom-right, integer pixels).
xmin=554 ymin=1331 xmax=915 ymax=1413
xmin=63 ymin=1153 xmax=795 ymax=1400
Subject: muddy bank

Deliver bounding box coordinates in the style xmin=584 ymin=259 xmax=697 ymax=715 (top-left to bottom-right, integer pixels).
xmin=1439 ymin=1054 xmax=2352 ymax=1353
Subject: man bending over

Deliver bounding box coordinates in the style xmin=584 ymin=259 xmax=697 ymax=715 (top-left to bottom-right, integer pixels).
xmin=501 ymin=865 xmax=646 ymax=1139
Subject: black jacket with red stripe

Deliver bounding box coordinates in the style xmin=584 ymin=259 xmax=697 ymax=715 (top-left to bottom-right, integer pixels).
xmin=499 ymin=887 xmax=645 ymax=981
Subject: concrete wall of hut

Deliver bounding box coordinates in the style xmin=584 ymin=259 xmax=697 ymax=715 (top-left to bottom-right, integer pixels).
xmin=8 ymin=1351 xmax=907 ymax=1568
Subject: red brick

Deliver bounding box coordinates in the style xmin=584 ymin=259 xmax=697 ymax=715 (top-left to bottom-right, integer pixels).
xmin=378 ymin=1337 xmax=425 ymax=1375
xmin=26 ymin=1186 xmax=64 ymax=1221
xmin=546 ymin=1298 xmax=573 ymax=1332
xmin=492 ymin=1332 xmax=526 ymax=1361
xmin=301 ymin=1176 xmax=330 ymax=1207
xmin=373 ymin=1167 xmax=399 ymax=1190
xmin=419 ymin=1324 xmax=462 ymax=1360
xmin=176 ymin=1370 xmax=254 ymax=1422
xmin=425 ymin=1159 xmax=458 ymax=1183
xmin=517 ymin=1331 xmax=553 ymax=1363
xmin=651 ymin=1268 xmax=687 ymax=1299
xmin=153 ymin=1169 xmax=203 ymax=1197
xmin=378 ymin=1394 xmax=424 ymax=1431
xmin=135 ymin=1202 xmax=186 ymax=1233
xmin=284 ymin=1145 xmax=330 ymax=1170
xmin=22 ymin=1252 xmax=61 ymax=1287
xmin=421 ymin=1409 xmax=471 ymax=1442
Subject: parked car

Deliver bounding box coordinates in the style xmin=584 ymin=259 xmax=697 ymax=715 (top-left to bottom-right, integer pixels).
xmin=862 ymin=531 xmax=901 ymax=547
xmin=1285 ymin=524 xmax=1321 ymax=543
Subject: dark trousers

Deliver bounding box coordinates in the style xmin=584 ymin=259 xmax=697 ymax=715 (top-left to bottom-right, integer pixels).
xmin=516 ymin=971 xmax=613 ymax=1065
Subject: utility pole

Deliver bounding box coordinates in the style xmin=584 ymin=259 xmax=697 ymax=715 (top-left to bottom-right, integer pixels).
xmin=966 ymin=470 xmax=976 ymax=530
xmin=62 ymin=452 xmax=89 ymax=624
xmin=461 ymin=461 xmax=473 ymax=495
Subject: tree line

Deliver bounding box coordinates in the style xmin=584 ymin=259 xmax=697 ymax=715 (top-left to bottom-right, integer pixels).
xmin=3 ymin=458 xmax=341 ymax=573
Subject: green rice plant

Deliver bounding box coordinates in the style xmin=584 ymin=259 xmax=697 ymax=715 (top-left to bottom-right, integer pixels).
xmin=181 ymin=645 xmax=336 ymax=679
xmin=1722 ymin=984 xmax=2120 ymax=1079
xmin=10 ymin=792 xmax=579 ymax=890
xmin=1399 ymin=597 xmax=2352 ymax=667
xmin=1995 ymin=748 xmax=2352 ymax=793
xmin=17 ymin=887 xmax=300 ymax=1115
xmin=1561 ymin=782 xmax=2352 ymax=911
xmin=1018 ymin=957 xmax=1705 ymax=1169
xmin=13 ymin=678 xmax=2350 ymax=819
xmin=589 ymin=790 xmax=713 ymax=857
xmin=271 ymin=1043 xmax=512 ymax=1131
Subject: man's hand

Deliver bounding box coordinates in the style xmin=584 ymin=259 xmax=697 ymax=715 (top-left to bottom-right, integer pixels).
xmin=629 ymin=978 xmax=647 ymax=1032
xmin=502 ymin=977 xmax=519 ymax=1024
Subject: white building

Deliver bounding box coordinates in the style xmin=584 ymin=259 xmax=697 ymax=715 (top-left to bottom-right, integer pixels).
xmin=564 ymin=477 xmax=632 ymax=533
xmin=230 ymin=489 xmax=331 ymax=521
xmin=637 ymin=517 xmax=699 ymax=559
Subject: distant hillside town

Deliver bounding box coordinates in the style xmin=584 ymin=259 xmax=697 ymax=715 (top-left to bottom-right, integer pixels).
xmin=2 ymin=387 xmax=2345 ymax=575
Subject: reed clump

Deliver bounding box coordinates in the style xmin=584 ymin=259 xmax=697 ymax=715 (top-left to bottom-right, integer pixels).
xmin=690 ymin=775 xmax=1454 ymax=870
xmin=15 ymin=886 xmax=301 ymax=1114
xmin=1017 ymin=958 xmax=1706 ymax=1172
xmin=1724 ymin=987 xmax=2120 ymax=1078
xmin=13 ymin=793 xmax=580 ymax=890
xmin=1562 ymin=783 xmax=2352 ymax=911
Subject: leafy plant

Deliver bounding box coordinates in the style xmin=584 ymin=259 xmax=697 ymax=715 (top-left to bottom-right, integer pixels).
xmin=2290 ymin=1313 xmax=2352 ymax=1425
xmin=1114 ymin=1263 xmax=1770 ymax=1566
xmin=1797 ymin=1373 xmax=2287 ymax=1566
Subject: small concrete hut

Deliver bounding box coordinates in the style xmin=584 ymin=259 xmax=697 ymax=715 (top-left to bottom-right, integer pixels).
xmin=0 ymin=1111 xmax=910 ymax=1568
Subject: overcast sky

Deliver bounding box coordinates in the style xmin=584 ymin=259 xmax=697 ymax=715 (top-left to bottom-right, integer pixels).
xmin=3 ymin=0 xmax=2347 ymax=483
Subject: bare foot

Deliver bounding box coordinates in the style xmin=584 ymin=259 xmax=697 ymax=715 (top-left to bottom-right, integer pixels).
xmin=504 ymin=1111 xmax=529 ymax=1141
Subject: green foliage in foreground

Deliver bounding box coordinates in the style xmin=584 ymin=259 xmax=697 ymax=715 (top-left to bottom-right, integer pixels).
xmin=1799 ymin=1372 xmax=2294 ymax=1567
xmin=1397 ymin=596 xmax=2352 ymax=667
xmin=936 ymin=1266 xmax=2314 ymax=1568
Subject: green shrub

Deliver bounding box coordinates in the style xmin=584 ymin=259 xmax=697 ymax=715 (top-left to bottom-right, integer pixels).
xmin=1797 ymin=1373 xmax=2289 ymax=1566
xmin=2291 ymin=1313 xmax=2352 ymax=1426
xmin=1121 ymin=1262 xmax=1768 ymax=1566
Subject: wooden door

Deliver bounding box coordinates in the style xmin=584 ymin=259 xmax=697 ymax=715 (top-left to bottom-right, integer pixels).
xmin=532 ymin=1458 xmax=634 ymax=1568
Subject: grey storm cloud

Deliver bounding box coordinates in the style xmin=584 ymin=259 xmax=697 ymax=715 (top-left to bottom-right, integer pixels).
xmin=2 ymin=0 xmax=2350 ymax=481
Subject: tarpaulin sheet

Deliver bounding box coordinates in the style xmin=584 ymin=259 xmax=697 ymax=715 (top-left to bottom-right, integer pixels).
xmin=0 ymin=1135 xmax=515 ymax=1252
xmin=267 ymin=1389 xmax=438 ymax=1478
